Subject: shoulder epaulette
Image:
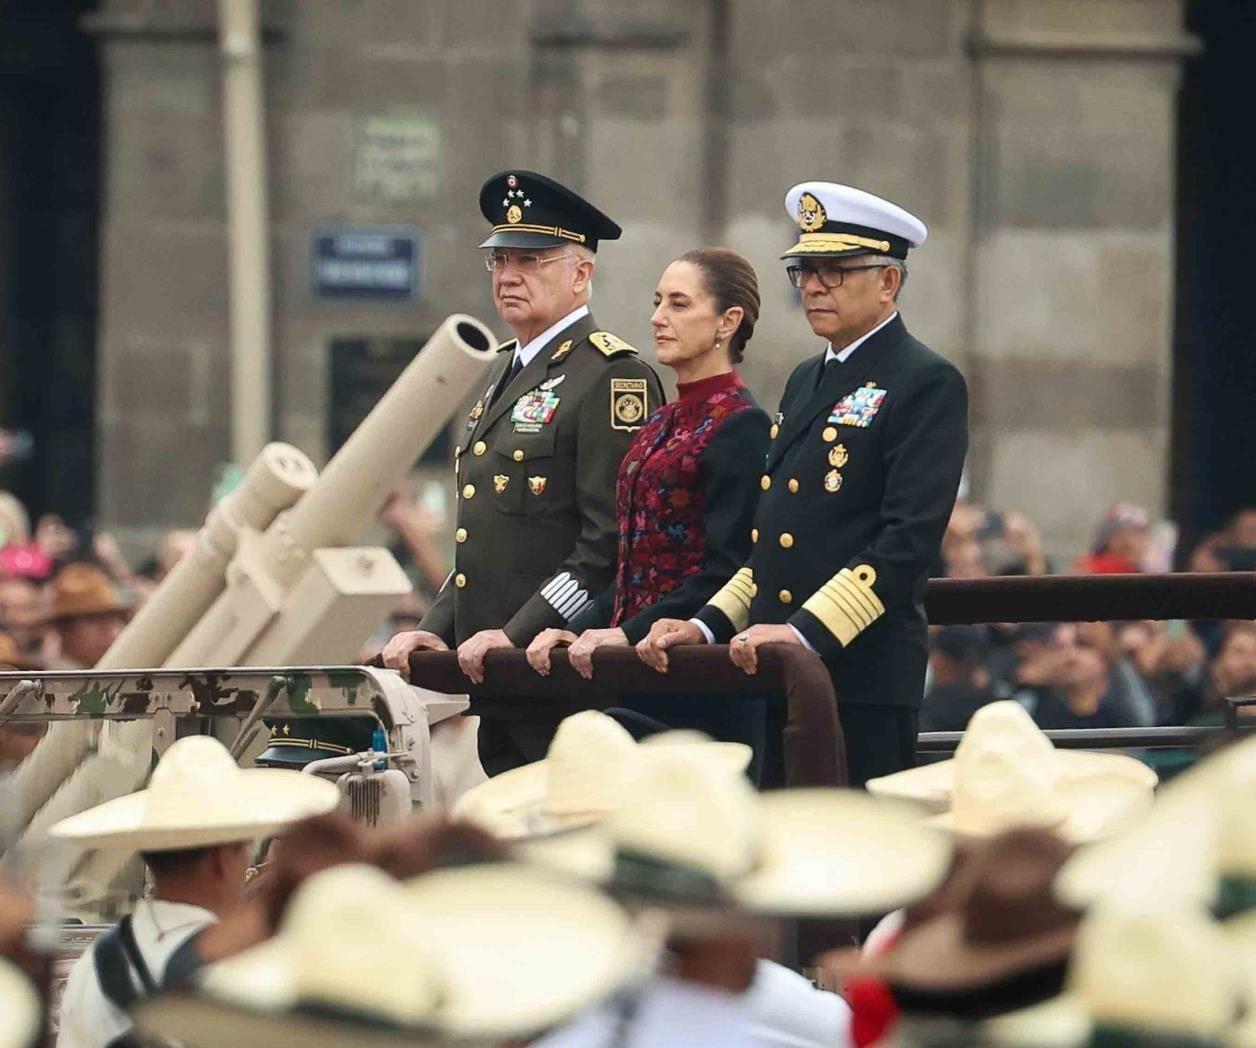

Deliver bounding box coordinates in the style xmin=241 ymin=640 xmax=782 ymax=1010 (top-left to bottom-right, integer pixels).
xmin=497 ymin=338 xmax=519 ymax=354
xmin=588 ymin=331 xmax=638 ymax=358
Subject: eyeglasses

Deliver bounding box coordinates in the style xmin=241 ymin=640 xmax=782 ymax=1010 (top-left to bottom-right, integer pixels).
xmin=483 ymin=250 xmax=573 ymax=274
xmin=785 ymin=262 xmax=889 ymax=290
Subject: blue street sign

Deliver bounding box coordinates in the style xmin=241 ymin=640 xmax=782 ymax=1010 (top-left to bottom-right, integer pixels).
xmin=312 ymin=225 xmax=421 ymax=301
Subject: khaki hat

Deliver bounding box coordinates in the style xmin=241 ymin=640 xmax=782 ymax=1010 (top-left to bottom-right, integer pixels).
xmin=135 ymin=862 xmax=659 ymax=1047
xmin=869 ymin=702 xmax=1156 ymax=841
xmin=453 ymin=711 xmax=752 ymax=839
xmin=44 ymin=563 xmax=131 ymax=623
xmin=876 ymin=829 xmax=1080 ymax=1017
xmin=0 ymin=960 xmax=38 ymax=1048
xmin=525 ymin=746 xmax=952 ymax=918
xmin=1057 ymin=735 xmax=1256 ymax=912
xmin=49 ymin=735 xmax=341 ymax=852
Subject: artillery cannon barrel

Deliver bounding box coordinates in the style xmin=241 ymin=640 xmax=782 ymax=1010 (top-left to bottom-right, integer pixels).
xmin=260 ymin=314 xmax=496 ymax=587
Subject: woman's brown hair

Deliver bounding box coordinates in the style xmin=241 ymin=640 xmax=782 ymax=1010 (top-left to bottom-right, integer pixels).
xmin=679 ymin=248 xmax=761 ymax=364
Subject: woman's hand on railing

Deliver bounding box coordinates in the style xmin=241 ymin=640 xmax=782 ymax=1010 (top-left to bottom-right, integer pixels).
xmin=566 ymin=628 xmax=630 ymax=680
xmin=525 ymin=629 xmax=578 ymax=677
xmin=636 ymin=618 xmax=705 ymax=673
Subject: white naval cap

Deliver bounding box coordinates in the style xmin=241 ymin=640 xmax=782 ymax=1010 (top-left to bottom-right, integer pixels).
xmin=782 ymin=181 xmax=927 ymax=260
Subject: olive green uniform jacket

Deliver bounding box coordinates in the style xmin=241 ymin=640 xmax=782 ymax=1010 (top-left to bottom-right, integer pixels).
xmin=420 ymin=311 xmax=664 ymax=647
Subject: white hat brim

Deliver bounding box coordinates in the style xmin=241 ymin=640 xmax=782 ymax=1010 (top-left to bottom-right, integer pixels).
xmin=0 ymin=960 xmax=38 ymax=1048
xmin=525 ymin=792 xmax=953 ymax=918
xmin=870 ymin=752 xmax=1156 ymax=813
xmin=982 ymin=993 xmax=1089 ymax=1048
xmin=199 ymin=863 xmax=655 ymax=1041
xmin=732 ymin=790 xmax=953 ymax=916
xmin=455 ymin=741 xmax=753 ymax=841
xmin=48 ymin=768 xmax=341 ymax=851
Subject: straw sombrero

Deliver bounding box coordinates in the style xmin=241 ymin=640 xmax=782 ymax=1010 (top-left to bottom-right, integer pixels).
xmin=49 ymin=735 xmax=341 ymax=852
xmin=1057 ymin=735 xmax=1256 ymax=913
xmin=453 ymin=711 xmax=752 ymax=839
xmin=524 ymin=746 xmax=953 ymax=919
xmin=869 ymin=702 xmax=1155 ymax=841
xmin=43 ymin=563 xmax=131 ymax=623
xmin=0 ymin=960 xmax=37 ymax=1048
xmin=134 ymin=862 xmax=659 ymax=1047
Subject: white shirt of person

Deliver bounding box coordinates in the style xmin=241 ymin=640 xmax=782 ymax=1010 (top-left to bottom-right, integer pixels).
xmin=56 ymin=899 xmax=216 ymax=1048
xmin=531 ymin=960 xmax=852 ymax=1048
xmin=513 ymin=303 xmax=591 ymax=369
xmin=690 ymin=312 xmax=899 ymax=649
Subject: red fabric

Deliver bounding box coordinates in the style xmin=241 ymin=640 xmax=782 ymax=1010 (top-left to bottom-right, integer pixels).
xmin=0 ymin=543 xmax=53 ymax=580
xmin=609 ymin=372 xmax=754 ymax=626
xmin=1073 ymin=552 xmax=1139 ymax=575
xmin=847 ymin=927 xmax=903 ymax=1048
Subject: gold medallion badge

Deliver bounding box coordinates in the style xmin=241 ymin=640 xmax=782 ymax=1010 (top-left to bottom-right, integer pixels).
xmin=493 ymin=474 xmax=509 ymax=494
xmin=611 ymin=378 xmax=648 ymax=431
xmin=528 ymin=476 xmax=547 ymax=496
xmin=828 ymin=444 xmax=849 ymax=469
xmin=506 ymin=204 xmax=523 ymax=224
xmin=824 ymin=470 xmax=843 ymax=493
xmin=797 ymin=192 xmax=827 ymax=232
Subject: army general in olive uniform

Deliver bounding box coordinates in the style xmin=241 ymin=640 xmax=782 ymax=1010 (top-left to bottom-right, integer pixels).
xmin=385 ymin=171 xmax=663 ymax=773
xmin=640 ymin=182 xmax=968 ymax=787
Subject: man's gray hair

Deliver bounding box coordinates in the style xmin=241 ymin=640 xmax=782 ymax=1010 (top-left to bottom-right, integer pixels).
xmin=571 ymin=243 xmax=596 ymax=297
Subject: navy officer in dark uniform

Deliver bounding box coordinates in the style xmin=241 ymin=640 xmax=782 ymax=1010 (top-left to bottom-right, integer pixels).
xmin=638 ymin=181 xmax=968 ymax=786
xmin=384 ymin=171 xmax=663 ymax=774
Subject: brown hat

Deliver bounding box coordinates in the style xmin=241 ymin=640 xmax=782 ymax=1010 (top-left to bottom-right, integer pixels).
xmin=877 ymin=828 xmax=1081 ymax=1019
xmin=45 ymin=563 xmax=130 ymax=624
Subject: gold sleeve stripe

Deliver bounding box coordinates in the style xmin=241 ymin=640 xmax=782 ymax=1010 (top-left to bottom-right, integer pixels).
xmin=801 ymin=565 xmax=885 ymax=647
xmin=708 ymin=566 xmax=755 ymax=633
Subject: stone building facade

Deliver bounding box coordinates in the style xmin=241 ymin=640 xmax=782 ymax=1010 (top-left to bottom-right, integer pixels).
xmin=92 ymin=0 xmax=1195 ymax=558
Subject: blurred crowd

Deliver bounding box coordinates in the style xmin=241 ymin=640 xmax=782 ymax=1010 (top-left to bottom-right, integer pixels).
xmin=5 ymin=482 xmax=1256 ymax=746
xmin=925 ymin=500 xmax=1256 ymax=735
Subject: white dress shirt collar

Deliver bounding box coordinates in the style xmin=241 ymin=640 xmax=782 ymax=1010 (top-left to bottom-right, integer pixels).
xmin=515 ymin=304 xmax=590 ymax=368
xmin=823 ymin=310 xmax=898 ymax=365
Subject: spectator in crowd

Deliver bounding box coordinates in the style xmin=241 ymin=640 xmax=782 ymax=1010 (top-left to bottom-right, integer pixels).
xmin=1115 ymin=618 xmax=1207 ymax=724
xmin=942 ymin=501 xmax=1047 ymax=578
xmin=378 ymin=485 xmax=449 ymax=599
xmin=1073 ymin=502 xmax=1152 ymax=574
xmin=920 ymin=625 xmax=997 ymax=731
xmin=1183 ymin=620 xmax=1256 ymax=725
xmin=42 ymin=563 xmax=131 ymax=670
xmin=1190 ymin=506 xmax=1256 ymax=573
xmin=1013 ymin=621 xmax=1156 ymax=730
xmin=0 ymin=577 xmax=45 ymax=662
xmin=0 ymin=491 xmax=52 ymax=580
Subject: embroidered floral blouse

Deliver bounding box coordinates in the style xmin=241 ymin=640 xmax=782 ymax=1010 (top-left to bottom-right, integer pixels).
xmin=572 ymin=371 xmax=770 ymax=643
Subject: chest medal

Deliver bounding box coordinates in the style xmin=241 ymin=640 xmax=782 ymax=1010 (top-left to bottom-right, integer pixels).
xmin=829 ymin=385 xmax=888 ymax=428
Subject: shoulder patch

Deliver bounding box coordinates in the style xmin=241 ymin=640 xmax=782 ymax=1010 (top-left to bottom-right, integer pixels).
xmin=589 ymin=331 xmax=637 ymax=358
xmin=497 ymin=338 xmax=519 ymax=354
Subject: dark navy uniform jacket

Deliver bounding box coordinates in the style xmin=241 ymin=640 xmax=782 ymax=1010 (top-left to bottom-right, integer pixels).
xmin=695 ymin=313 xmax=968 ymax=709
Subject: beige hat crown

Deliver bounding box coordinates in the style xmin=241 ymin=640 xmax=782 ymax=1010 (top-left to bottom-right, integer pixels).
xmin=545 ymin=710 xmax=640 ymax=817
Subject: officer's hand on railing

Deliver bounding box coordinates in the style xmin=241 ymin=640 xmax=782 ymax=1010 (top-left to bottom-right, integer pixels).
xmin=636 ymin=619 xmax=705 ymax=673
xmin=567 ymin=628 xmax=630 ymax=680
xmin=729 ymin=624 xmax=802 ymax=676
xmin=381 ymin=630 xmax=449 ymax=680
xmin=457 ymin=629 xmax=513 ymax=685
xmin=526 ymin=629 xmax=578 ymax=676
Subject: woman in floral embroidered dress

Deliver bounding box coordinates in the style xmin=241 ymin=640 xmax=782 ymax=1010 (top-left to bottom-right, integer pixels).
xmin=525 ymin=249 xmax=771 ymax=757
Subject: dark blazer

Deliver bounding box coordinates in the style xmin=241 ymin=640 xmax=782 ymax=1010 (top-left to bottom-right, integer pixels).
xmin=420 ymin=311 xmax=665 ymax=646
xmin=695 ymin=314 xmax=968 ymax=709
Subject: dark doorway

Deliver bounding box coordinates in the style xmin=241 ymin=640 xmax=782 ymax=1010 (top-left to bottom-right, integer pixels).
xmin=0 ymin=1 xmax=101 ymax=525
xmin=1171 ymin=0 xmax=1256 ymax=557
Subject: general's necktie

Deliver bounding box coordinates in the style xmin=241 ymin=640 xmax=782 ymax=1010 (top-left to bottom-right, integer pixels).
xmin=489 ymin=354 xmax=524 ymax=407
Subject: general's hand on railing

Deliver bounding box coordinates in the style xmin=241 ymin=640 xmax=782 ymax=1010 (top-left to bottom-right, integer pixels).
xmin=525 ymin=629 xmax=577 ymax=677
xmin=636 ymin=619 xmax=706 ymax=673
xmin=381 ymin=630 xmax=449 ymax=680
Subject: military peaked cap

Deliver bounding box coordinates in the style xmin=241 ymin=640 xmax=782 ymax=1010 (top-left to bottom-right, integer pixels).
xmin=479 ymin=170 xmax=622 ymax=251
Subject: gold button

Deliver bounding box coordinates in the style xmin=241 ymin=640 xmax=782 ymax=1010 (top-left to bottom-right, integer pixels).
xmin=779 ymin=533 xmax=794 ymax=548
xmin=455 ymin=573 xmax=467 ymax=588
xmin=751 ymin=528 xmax=759 ymax=543
xmin=788 ymin=478 xmax=800 ymax=493
xmin=462 ymin=484 xmax=475 ymax=499
xmin=822 ymin=426 xmax=837 ymax=442
xmin=455 ymin=528 xmax=467 ymax=543
xmin=770 ymin=424 xmax=779 ymax=439
xmin=760 ymin=475 xmax=771 ymax=491
xmin=779 ymin=589 xmax=793 ymax=604
xmin=472 ymin=441 xmax=487 ymax=456
xmin=513 ymin=449 xmax=524 ymax=462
